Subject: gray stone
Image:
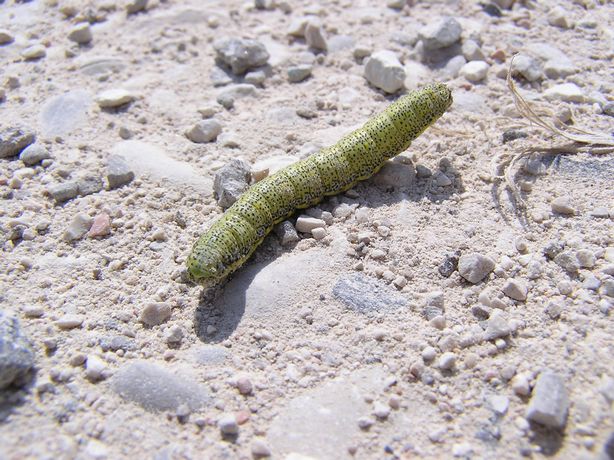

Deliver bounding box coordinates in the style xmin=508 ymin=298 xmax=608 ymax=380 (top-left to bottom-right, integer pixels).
xmin=458 ymin=253 xmax=495 ymax=284
xmin=484 ymin=309 xmax=511 ymax=340
xmin=438 ymin=352 xmax=457 ymax=370
xmin=126 ymin=0 xmax=148 ymax=14
xmin=48 ymin=182 xmax=79 ymax=203
xmin=111 ymin=361 xmax=209 ymax=412
xmin=0 ymin=311 xmax=35 ymax=390
xmin=548 ymin=6 xmax=573 ymax=29
xmin=327 ymin=35 xmax=355 ymax=53
xmin=332 ymin=273 xmax=407 ymax=313
xmin=19 ymin=144 xmax=51 ymax=165
xmin=373 ymin=161 xmax=415 ymax=186
xmin=213 ymin=38 xmax=270 ymax=75
xmin=68 ymin=22 xmax=93 ymax=44
xmin=526 ymin=371 xmax=569 ymax=429
xmin=140 ymin=302 xmax=172 ymax=326
xmin=185 ymin=119 xmax=222 ymax=143
xmin=604 ymin=102 xmax=614 ymax=117
xmin=502 ymin=279 xmax=528 ymax=301
xmin=287 ymin=65 xmax=312 ymax=83
xmin=512 ymin=55 xmax=543 ymax=82
xmin=40 ymin=90 xmax=92 ymax=138
xmin=0 ymin=127 xmax=35 ymax=159
xmin=274 ymin=220 xmax=300 ymax=246
xmin=364 ymin=50 xmax=406 ymax=94
xmin=213 ymin=158 xmax=251 ymax=209
xmin=55 ymin=314 xmax=84 ymax=330
xmin=251 ymin=439 xmax=272 ymax=458
xmin=418 ymin=18 xmax=462 ymax=51
xmin=78 ymin=176 xmax=104 ymax=196
xmin=304 ymin=18 xmax=327 ymax=51
xmin=106 ymin=155 xmax=135 ymax=189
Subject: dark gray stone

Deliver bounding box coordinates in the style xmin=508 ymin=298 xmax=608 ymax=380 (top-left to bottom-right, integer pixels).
xmin=333 ymin=273 xmax=407 ymax=313
xmin=0 ymin=127 xmax=35 ymax=159
xmin=213 ymin=158 xmax=251 ymax=209
xmin=111 ymin=361 xmax=209 ymax=412
xmin=0 ymin=311 xmax=35 ymax=390
xmin=213 ymin=38 xmax=270 ymax=75
xmin=274 ymin=220 xmax=300 ymax=246
xmin=107 ymin=155 xmax=135 ymax=189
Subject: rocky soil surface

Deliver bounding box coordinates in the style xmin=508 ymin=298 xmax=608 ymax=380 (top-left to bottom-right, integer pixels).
xmin=1 ymin=0 xmax=613 ymax=459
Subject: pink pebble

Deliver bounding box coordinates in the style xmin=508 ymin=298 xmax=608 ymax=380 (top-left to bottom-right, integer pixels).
xmin=87 ymin=213 xmax=111 ymax=238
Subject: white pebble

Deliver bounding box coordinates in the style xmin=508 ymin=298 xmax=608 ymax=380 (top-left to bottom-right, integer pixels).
xmin=96 ymin=89 xmax=135 ymax=108
xmin=502 ymin=279 xmax=528 ymax=301
xmin=438 ymin=352 xmax=457 ymax=370
xmin=460 ymin=61 xmax=489 ymax=83
xmin=551 ymin=196 xmax=575 ymax=215
xmin=85 ymin=355 xmax=107 ymax=381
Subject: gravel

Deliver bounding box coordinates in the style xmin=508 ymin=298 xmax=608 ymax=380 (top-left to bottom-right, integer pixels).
xmin=218 ymin=414 xmax=239 ymax=435
xmin=304 ymin=18 xmax=328 ymax=51
xmin=287 ymin=64 xmax=313 ymax=83
xmin=96 ymin=89 xmax=135 ymax=108
xmin=0 ymin=311 xmax=35 ymax=390
xmin=502 ymin=279 xmax=528 ymax=301
xmin=67 ymin=22 xmax=93 ymax=44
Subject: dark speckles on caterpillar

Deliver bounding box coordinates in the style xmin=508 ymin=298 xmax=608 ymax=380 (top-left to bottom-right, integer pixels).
xmin=187 ymin=83 xmax=453 ymax=284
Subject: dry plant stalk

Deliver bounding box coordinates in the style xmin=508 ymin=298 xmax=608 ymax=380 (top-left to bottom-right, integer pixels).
xmin=499 ymin=55 xmax=614 ymax=208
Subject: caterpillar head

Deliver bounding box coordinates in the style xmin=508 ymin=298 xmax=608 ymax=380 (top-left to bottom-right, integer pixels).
xmin=426 ymin=82 xmax=453 ymax=113
xmin=186 ymin=248 xmax=226 ymax=284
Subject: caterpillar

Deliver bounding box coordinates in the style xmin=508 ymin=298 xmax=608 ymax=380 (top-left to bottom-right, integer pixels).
xmin=187 ymin=83 xmax=453 ymax=284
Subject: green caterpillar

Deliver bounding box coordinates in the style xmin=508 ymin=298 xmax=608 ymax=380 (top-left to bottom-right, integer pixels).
xmin=187 ymin=83 xmax=453 ymax=284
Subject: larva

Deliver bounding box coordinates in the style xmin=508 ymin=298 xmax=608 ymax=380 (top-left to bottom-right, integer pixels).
xmin=187 ymin=83 xmax=453 ymax=284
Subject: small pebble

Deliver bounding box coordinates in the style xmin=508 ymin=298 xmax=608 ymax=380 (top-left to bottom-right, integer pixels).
xmin=295 ymin=215 xmax=326 ymax=233
xmin=88 ymin=213 xmax=111 ymax=238
xmin=107 ymin=155 xmax=135 ymax=189
xmin=287 ymin=65 xmax=313 ymax=83
xmin=85 ymin=355 xmax=107 ymax=382
xmin=68 ymin=22 xmax=93 ymax=45
xmin=126 ymin=0 xmax=148 ymax=14
xmin=56 ymin=314 xmax=84 ymax=330
xmin=218 ymin=414 xmax=239 ymax=435
xmin=544 ymin=83 xmax=585 ymax=103
xmin=460 ymin=61 xmax=489 ymax=83
xmin=484 ymin=310 xmax=511 ymax=340
xmin=63 ymin=213 xmax=93 ymax=242
xmin=357 ymin=416 xmax=374 ymax=430
xmin=422 ymin=346 xmax=437 ymax=362
xmin=96 ymin=89 xmax=135 ymax=108
xmin=251 ymin=439 xmax=272 ymax=458
xmin=438 ymin=352 xmax=457 ymax=370
xmin=502 ymin=279 xmax=528 ymax=301
xmin=0 ymin=29 xmax=14 ymax=45
xmin=186 ymin=119 xmax=222 ymax=143
xmin=21 ymin=44 xmax=46 ymax=60
xmin=19 ymin=144 xmax=51 ymax=166
xmin=304 ymin=18 xmax=327 ymax=51
xmin=311 ymin=227 xmax=327 ymax=240
xmin=140 ymin=302 xmax=172 ymax=326
xmin=237 ymin=377 xmax=253 ymax=395
xmin=551 ymin=196 xmax=575 ymax=215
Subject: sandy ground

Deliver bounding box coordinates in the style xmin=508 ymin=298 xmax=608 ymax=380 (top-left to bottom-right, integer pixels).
xmin=0 ymin=0 xmax=613 ymax=459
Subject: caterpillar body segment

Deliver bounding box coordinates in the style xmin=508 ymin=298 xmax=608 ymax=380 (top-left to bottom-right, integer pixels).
xmin=187 ymin=83 xmax=453 ymax=284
